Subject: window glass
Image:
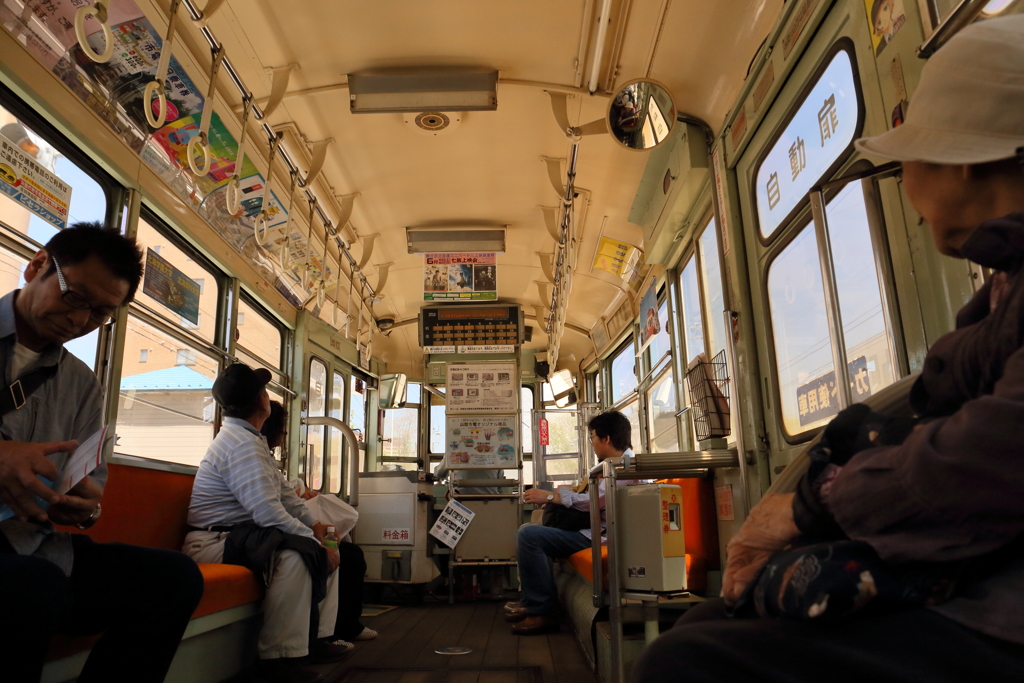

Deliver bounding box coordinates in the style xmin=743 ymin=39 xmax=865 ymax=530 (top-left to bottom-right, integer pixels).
xmin=619 ymin=400 xmax=642 ymax=452
xmin=544 ymin=411 xmax=578 ymax=456
xmin=116 ymin=315 xmax=217 ymax=466
xmin=237 ymin=299 xmax=283 ymax=369
xmin=328 ymin=371 xmax=344 ymax=494
xmin=646 ymin=301 xmax=671 ymax=366
xmin=755 ymin=49 xmax=859 ymax=238
xmin=679 ymin=257 xmax=706 ymax=363
xmin=381 ymin=382 xmax=419 ymax=464
xmin=0 ymin=106 xmax=107 ymax=245
xmin=610 ymin=344 xmax=638 ymax=404
xmin=828 ymin=183 xmax=897 ymax=402
xmin=429 ymin=389 xmax=446 ymax=455
xmin=768 ymin=182 xmax=897 ymax=436
xmin=699 ymin=219 xmax=729 ymax=361
xmin=647 ymin=369 xmax=679 ymax=452
xmin=306 ymin=359 xmax=327 ymax=490
xmin=521 ymin=386 xmax=534 ymax=454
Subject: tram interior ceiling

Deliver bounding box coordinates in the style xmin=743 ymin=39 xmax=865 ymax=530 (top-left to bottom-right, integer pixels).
xmin=1 ymin=0 xmax=1020 ymax=681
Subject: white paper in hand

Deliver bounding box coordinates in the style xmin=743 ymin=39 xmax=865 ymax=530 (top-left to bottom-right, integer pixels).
xmin=55 ymin=426 xmax=112 ymax=495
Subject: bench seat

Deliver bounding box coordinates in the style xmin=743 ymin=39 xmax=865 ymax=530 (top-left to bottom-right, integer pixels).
xmin=45 ymin=462 xmax=262 ymax=664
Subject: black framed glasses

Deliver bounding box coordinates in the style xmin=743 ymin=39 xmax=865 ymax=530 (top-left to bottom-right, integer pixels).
xmin=51 ymin=257 xmax=117 ymax=325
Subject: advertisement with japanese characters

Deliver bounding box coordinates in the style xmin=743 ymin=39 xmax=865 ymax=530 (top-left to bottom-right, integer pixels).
xmin=445 ymin=415 xmax=518 ymax=469
xmin=446 ymin=362 xmax=517 ymax=413
xmin=796 ymin=355 xmax=871 ymax=426
xmin=0 ymin=134 xmax=71 ymax=229
xmin=637 ymin=280 xmax=661 ymax=354
xmin=142 ymin=248 xmax=201 ymax=325
xmin=424 ymin=253 xmax=497 ymax=301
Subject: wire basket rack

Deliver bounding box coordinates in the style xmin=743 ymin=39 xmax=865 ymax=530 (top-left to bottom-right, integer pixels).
xmin=684 ymin=349 xmax=731 ymax=442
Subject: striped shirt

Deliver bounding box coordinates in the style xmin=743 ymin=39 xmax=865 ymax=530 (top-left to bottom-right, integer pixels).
xmin=187 ymin=417 xmax=317 ymax=538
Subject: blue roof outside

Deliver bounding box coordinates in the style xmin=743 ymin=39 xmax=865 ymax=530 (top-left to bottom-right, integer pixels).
xmin=120 ymin=366 xmax=214 ymax=392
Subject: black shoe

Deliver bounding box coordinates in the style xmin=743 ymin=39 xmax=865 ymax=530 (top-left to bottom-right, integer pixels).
xmin=307 ymin=638 xmax=355 ymax=664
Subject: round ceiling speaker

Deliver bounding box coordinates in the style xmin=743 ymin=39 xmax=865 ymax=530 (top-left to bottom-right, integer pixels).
xmin=403 ymin=111 xmax=462 ymax=136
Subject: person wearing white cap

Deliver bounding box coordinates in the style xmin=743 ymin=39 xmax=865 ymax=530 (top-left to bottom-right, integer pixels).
xmin=632 ymin=14 xmax=1024 ymax=683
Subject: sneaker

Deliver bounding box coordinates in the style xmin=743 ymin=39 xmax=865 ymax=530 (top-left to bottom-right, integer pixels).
xmin=307 ymin=639 xmax=354 ymax=664
xmin=354 ymin=627 xmax=378 ymax=641
xmin=504 ymin=600 xmax=524 ymax=612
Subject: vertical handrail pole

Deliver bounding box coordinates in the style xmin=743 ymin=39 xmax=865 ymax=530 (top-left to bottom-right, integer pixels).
xmin=604 ymin=458 xmax=624 ymax=683
xmin=589 ymin=462 xmax=604 ymax=607
xmin=302 ymin=416 xmax=359 ymax=506
xmin=810 ymin=190 xmax=853 ymax=408
xmin=722 ymin=310 xmax=750 ymax=517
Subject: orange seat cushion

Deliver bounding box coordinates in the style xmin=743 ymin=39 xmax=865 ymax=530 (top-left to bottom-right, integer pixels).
xmin=193 ymin=562 xmax=263 ymax=618
xmin=565 ymin=546 xmax=704 ymax=592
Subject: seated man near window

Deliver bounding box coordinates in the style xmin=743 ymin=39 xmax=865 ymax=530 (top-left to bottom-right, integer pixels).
xmin=184 ymin=364 xmax=354 ymax=683
xmin=509 ymin=410 xmax=644 ymax=635
xmin=0 ymin=222 xmax=204 ymax=683
xmin=633 ymin=15 xmax=1024 ymax=683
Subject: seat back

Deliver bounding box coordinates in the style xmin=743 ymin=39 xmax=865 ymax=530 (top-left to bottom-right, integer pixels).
xmin=61 ymin=463 xmax=195 ymax=551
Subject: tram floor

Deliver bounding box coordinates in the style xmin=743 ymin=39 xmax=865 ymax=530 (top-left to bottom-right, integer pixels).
xmin=307 ymin=601 xmax=600 ymax=683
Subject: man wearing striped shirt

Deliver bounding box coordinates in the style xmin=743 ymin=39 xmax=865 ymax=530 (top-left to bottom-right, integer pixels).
xmin=184 ymin=363 xmax=348 ymax=683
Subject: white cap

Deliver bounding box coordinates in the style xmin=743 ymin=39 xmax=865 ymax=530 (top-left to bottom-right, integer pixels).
xmin=855 ymin=14 xmax=1024 ymax=165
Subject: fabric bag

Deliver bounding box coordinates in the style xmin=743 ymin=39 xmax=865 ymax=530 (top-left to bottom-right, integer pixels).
xmin=540 ymin=481 xmax=592 ymax=532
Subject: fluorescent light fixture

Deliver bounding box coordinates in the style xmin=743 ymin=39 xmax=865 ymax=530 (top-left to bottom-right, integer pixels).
xmin=349 ymin=69 xmax=498 ymax=114
xmin=406 ymin=226 xmax=506 ymax=254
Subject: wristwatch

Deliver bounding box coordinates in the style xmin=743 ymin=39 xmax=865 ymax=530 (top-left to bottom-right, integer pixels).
xmin=546 ymin=493 xmax=554 ymax=502
xmin=76 ymin=503 xmax=102 ymax=530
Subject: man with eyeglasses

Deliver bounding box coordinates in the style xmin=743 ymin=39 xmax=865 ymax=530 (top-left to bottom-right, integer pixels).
xmin=0 ymin=221 xmax=204 ymax=683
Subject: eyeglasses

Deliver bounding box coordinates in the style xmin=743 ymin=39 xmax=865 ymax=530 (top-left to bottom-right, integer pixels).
xmin=50 ymin=257 xmax=117 ymax=325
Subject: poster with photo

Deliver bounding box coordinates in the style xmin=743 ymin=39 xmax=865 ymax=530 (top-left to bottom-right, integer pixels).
xmin=423 ymin=253 xmax=497 ymax=301
xmin=446 ymin=362 xmax=517 ymax=413
xmin=429 ymin=499 xmax=475 ymax=548
xmin=636 ymin=280 xmax=661 ymax=354
xmin=445 ymin=415 xmax=518 ymax=469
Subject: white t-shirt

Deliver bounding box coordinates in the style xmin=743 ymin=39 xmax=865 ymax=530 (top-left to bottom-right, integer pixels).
xmin=11 ymin=342 xmax=42 ymax=379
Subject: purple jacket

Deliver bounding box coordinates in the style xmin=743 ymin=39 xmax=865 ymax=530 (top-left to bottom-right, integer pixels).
xmin=829 ymin=213 xmax=1024 ymax=644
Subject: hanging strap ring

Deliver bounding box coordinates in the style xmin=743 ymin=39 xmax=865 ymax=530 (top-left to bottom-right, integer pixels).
xmin=189 ymin=45 xmax=225 ymax=176
xmin=143 ymin=0 xmax=182 ymax=128
xmin=74 ymin=0 xmax=114 ymax=63
xmin=254 ymin=211 xmax=270 ymax=244
xmin=226 ymin=93 xmax=254 ymax=215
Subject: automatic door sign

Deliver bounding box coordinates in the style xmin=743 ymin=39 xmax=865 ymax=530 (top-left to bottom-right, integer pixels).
xmin=0 ymin=135 xmax=71 ymax=229
xmin=430 ymin=499 xmax=476 ymax=549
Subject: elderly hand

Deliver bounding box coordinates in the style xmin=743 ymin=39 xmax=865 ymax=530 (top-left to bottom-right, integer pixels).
xmin=722 ymin=492 xmax=800 ymax=606
xmin=325 ymin=546 xmax=340 ymax=574
xmin=0 ymin=439 xmax=77 ymax=522
xmin=49 ymin=476 xmax=103 ymax=527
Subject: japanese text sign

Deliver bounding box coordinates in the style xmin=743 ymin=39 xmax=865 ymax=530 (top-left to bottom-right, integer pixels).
xmin=430 ymin=499 xmax=475 ymax=549
xmin=142 ymin=249 xmax=202 ymax=325
xmin=0 ymin=134 xmax=72 ymax=229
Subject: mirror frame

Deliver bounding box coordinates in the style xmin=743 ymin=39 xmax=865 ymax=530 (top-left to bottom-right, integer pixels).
xmin=606 ymin=78 xmax=677 ymax=152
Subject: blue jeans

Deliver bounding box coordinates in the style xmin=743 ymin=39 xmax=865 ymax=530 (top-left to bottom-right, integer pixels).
xmin=516 ymin=524 xmax=592 ymax=616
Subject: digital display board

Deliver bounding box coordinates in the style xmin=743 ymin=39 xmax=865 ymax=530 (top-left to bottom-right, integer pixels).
xmin=420 ymin=305 xmax=522 ymax=349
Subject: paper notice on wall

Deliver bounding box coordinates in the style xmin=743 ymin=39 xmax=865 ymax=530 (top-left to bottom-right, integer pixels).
xmin=0 ymin=134 xmax=72 ymax=229
xmin=430 ymin=499 xmax=475 ymax=549
xmin=715 ymin=484 xmax=734 ymax=521
xmin=446 ymin=362 xmax=517 ymax=413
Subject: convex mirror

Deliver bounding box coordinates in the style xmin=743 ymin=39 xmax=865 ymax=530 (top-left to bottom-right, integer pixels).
xmin=607 ymin=79 xmax=676 ymax=151
xmin=379 ymin=373 xmax=408 ymax=409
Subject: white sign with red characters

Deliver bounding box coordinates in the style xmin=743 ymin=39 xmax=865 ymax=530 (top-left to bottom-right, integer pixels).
xmin=381 ymin=528 xmax=411 ymax=544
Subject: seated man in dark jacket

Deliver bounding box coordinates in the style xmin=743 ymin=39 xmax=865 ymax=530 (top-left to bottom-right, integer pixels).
xmin=184 ymin=364 xmax=350 ymax=683
xmin=634 ymin=14 xmax=1024 ymax=683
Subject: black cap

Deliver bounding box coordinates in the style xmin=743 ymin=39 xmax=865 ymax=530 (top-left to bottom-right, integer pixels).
xmin=213 ymin=363 xmax=272 ymax=410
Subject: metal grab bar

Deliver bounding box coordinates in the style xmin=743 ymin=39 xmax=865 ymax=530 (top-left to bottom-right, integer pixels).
xmin=302 ymin=416 xmax=360 ymax=506
xmin=918 ymin=0 xmax=989 ymax=58
xmin=628 ymin=449 xmax=739 ymax=471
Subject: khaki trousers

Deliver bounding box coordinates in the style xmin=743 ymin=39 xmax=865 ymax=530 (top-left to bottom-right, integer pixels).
xmin=183 ymin=530 xmax=340 ymax=659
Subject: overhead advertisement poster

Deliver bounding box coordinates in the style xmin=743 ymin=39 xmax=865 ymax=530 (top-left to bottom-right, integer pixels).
xmin=142 ymin=248 xmax=201 ymax=325
xmin=424 ymin=253 xmax=497 ymax=301
xmin=0 ymin=134 xmax=72 ymax=229
xmin=446 ymin=362 xmax=517 ymax=413
xmin=445 ymin=415 xmax=518 ymax=469
xmin=592 ymin=237 xmax=648 ymax=290
xmin=637 ymin=280 xmax=661 ymax=354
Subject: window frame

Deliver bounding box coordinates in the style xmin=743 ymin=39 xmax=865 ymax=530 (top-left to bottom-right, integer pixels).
xmin=761 ymin=159 xmax=902 ymax=443
xmin=378 ymin=381 xmax=422 ymax=469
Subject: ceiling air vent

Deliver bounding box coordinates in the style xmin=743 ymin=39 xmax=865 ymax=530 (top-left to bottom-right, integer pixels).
xmin=406 ymin=226 xmax=506 ymax=253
